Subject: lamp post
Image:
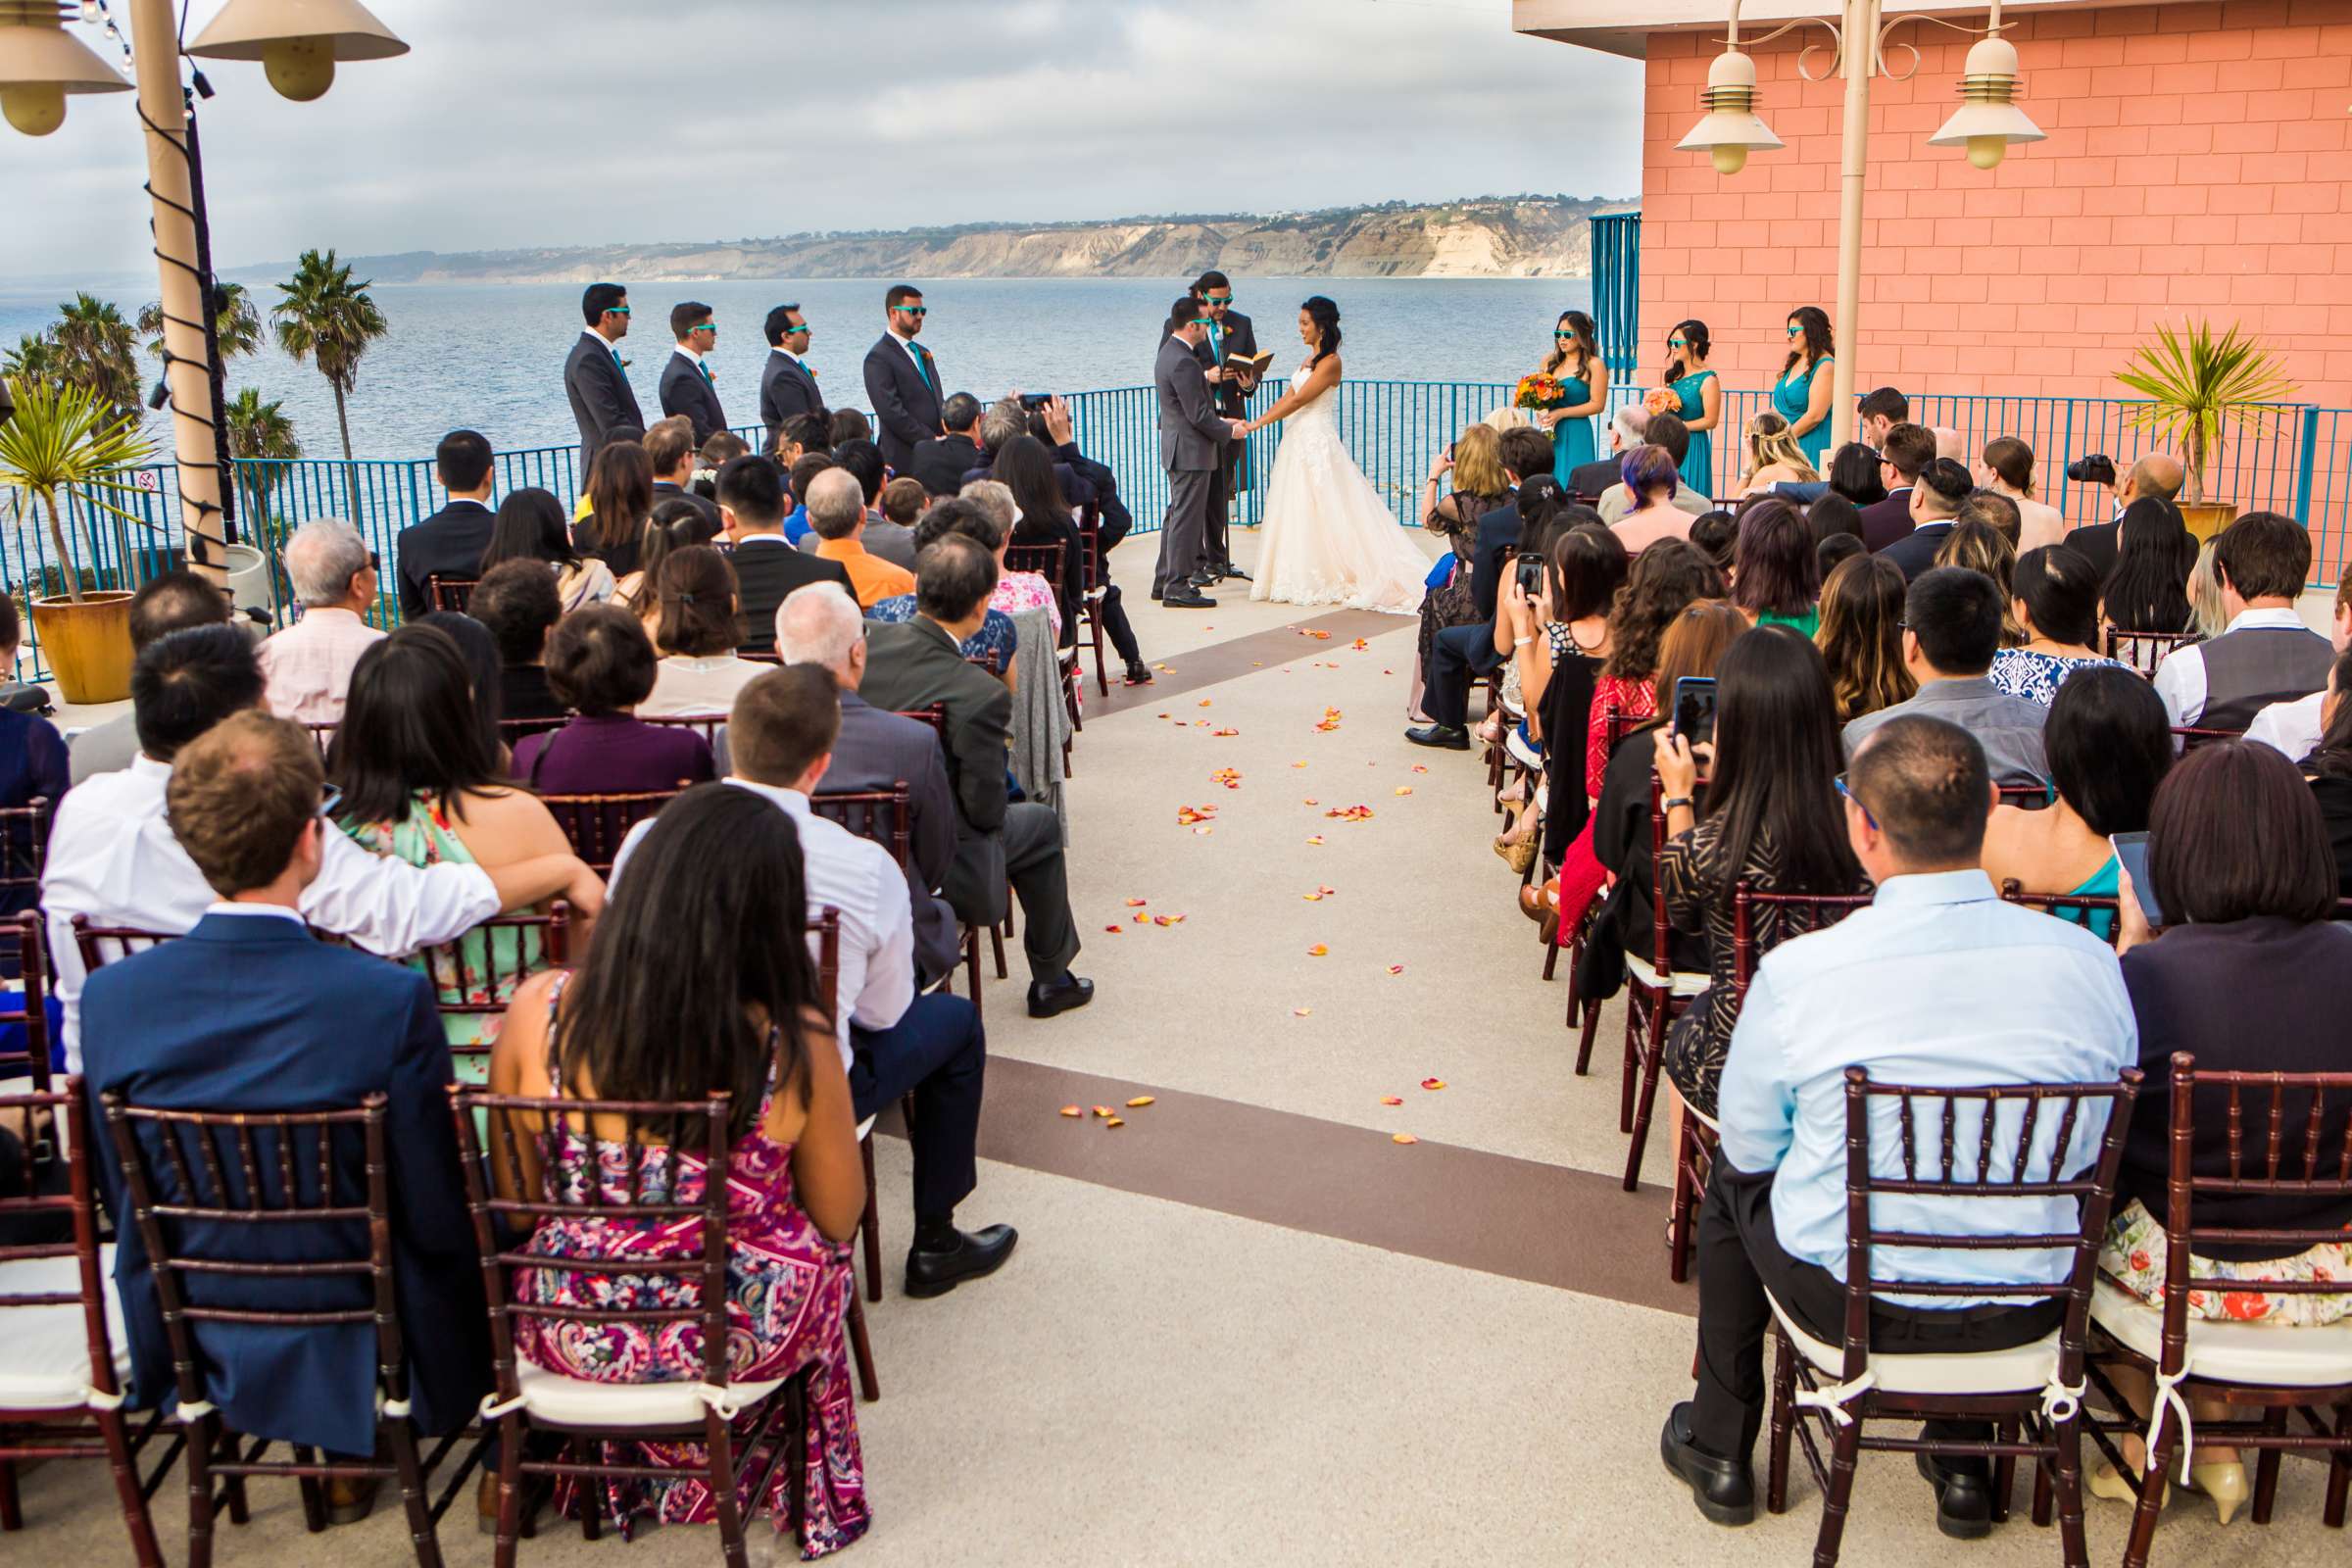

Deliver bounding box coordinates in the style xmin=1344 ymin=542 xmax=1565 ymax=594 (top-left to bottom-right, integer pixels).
xmin=1676 ymin=0 xmax=2044 ymax=448
xmin=0 ymin=0 xmax=404 ymax=583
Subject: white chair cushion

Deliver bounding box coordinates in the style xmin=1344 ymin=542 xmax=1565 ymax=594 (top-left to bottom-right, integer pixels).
xmin=2092 ymin=1276 xmax=2352 ymax=1388
xmin=1625 ymin=953 xmax=1709 ymax=999
xmin=1768 ymin=1286 xmax=2064 ymax=1397
xmin=0 ymin=1245 xmax=129 ymax=1412
xmin=856 ymin=1114 xmax=876 ymax=1141
xmin=512 ymin=1359 xmax=785 ymax=1428
xmin=1505 ymin=727 xmax=1543 ymax=773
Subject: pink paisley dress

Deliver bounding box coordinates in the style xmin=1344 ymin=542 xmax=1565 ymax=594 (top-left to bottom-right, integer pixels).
xmin=510 ymin=978 xmax=868 ymax=1556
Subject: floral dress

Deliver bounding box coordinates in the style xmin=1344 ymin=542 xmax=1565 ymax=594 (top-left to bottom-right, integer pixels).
xmin=867 ymin=595 xmax=1018 ymax=667
xmin=1987 ymin=648 xmax=2129 ymax=708
xmin=339 ymin=793 xmax=543 ymax=1072
xmin=2101 ymin=1200 xmax=2352 ymax=1327
xmin=511 ymin=977 xmax=868 ymax=1555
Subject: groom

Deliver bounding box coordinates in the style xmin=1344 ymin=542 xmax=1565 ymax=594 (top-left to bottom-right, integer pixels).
xmin=1152 ymin=296 xmax=1247 ymax=610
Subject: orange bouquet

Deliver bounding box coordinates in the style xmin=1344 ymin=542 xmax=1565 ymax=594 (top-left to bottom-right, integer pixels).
xmin=1514 ymin=372 xmax=1567 ymax=411
xmin=1643 ymin=386 xmax=1682 ymax=417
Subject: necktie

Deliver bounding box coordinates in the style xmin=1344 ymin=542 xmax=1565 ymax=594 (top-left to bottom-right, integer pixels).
xmin=1208 ymin=321 xmax=1222 ymax=364
xmin=909 ymin=341 xmax=934 ymax=395
xmin=611 ymin=349 xmax=624 ymax=372
xmin=701 ymin=362 xmax=714 ymax=385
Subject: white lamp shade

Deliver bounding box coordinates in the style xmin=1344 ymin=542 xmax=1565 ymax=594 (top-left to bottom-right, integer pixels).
xmin=1928 ymin=98 xmax=2045 ymax=150
xmin=187 ymin=0 xmax=409 ymax=62
xmin=1678 ymin=108 xmax=1785 ymax=157
xmin=1928 ymin=33 xmax=2043 ymax=154
xmin=0 ymin=3 xmax=133 ymax=96
xmin=1678 ymin=46 xmax=1783 ymax=171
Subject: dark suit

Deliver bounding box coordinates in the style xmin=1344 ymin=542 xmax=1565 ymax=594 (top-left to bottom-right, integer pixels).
xmin=729 ymin=535 xmax=852 ymax=655
xmin=1151 ymin=333 xmax=1234 ymax=598
xmin=1425 ymin=496 xmax=1523 ymax=730
xmin=658 ymin=350 xmax=727 ymax=445
xmin=858 ymin=616 xmax=1079 ymax=983
xmin=1567 ymin=457 xmax=1622 ymax=499
xmin=759 ymin=349 xmax=823 ymax=450
xmin=1193 ymin=311 xmax=1258 ymax=572
xmin=394 ymin=500 xmax=496 ymax=620
xmin=1880 ymin=518 xmax=1956 ymax=583
xmin=862 ymin=333 xmax=944 ymax=472
xmin=564 ymin=330 xmax=644 ymax=483
xmin=910 ymin=433 xmax=983 ymax=498
xmin=2064 ymin=520 xmax=2120 ymax=581
xmin=80 ymin=911 xmax=489 ymax=1457
xmin=827 ymin=690 xmax=960 ymax=985
xmin=650 ymin=480 xmax=721 ymax=533
xmin=1858 ymin=487 xmax=1917 ymax=554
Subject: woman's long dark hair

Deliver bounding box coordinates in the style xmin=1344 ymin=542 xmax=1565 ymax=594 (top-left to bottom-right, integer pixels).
xmin=2045 ymin=665 xmax=2171 ymax=836
xmin=1550 ymin=522 xmax=1629 ymax=624
xmin=417 ymin=610 xmax=504 ymax=760
xmin=1514 ymin=476 xmax=1575 ymax=564
xmin=1826 ymin=442 xmax=1886 ymax=507
xmin=995 ymin=433 xmax=1071 ymax=542
xmin=654 ymin=545 xmax=740 ymax=658
xmin=1815 ymin=554 xmax=1914 ymax=721
xmin=553 ymin=784 xmax=819 ymax=1144
xmin=2101 ymin=497 xmax=2196 ymax=633
xmin=581 ymin=440 xmax=654 ymax=559
xmin=1783 ymin=306 xmax=1834 ymax=378
xmin=1663 ymin=318 xmax=1710 ymax=384
xmin=1601 ymin=539 xmax=1726 ymax=680
xmin=1700 ymin=624 xmax=1861 ymax=915
xmin=482 ymin=487 xmax=579 ymax=572
xmin=1732 ymin=497 xmax=1821 ymax=618
xmin=1301 ymin=295 xmax=1342 ymax=367
xmin=1545 ymin=309 xmax=1599 ymax=380
xmin=330 ymin=623 xmax=505 ymax=826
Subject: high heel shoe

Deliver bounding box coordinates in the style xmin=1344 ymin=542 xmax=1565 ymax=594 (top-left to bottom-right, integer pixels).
xmin=2087 ymin=1461 xmax=2169 ymax=1508
xmin=2186 ymin=1461 xmax=2249 ymax=1525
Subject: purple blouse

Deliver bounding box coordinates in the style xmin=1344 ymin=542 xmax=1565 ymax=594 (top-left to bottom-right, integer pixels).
xmin=511 ymin=714 xmax=713 ymax=795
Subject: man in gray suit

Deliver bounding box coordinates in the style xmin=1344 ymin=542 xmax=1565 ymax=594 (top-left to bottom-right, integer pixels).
xmin=564 ymin=282 xmax=645 ymax=483
xmin=1151 ymin=295 xmax=1247 ymax=608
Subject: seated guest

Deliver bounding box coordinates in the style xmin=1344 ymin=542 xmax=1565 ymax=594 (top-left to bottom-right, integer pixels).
xmin=2304 ymin=646 xmax=2352 ymax=897
xmin=2068 ymin=454 xmax=2186 ymax=580
xmin=2185 ymin=538 xmax=2230 ymax=641
xmin=466 ymin=561 xmax=569 ymax=724
xmin=2153 ymin=510 xmax=2333 ymax=731
xmin=1609 ymin=445 xmax=1695 ymax=557
xmin=614 ymin=498 xmax=724 ymax=613
xmin=417 ymin=610 xmax=508 ymax=762
xmin=70 ymin=569 xmax=232 ymax=783
xmin=910 ymin=392 xmax=985 ymax=498
xmin=0 ymin=590 xmax=66 ymax=920
xmin=1406 ymin=425 xmax=1557 ymax=750
xmin=1729 ymin=497 xmax=1819 ymax=635
xmin=1814 ymin=529 xmax=1864 ymax=578
xmin=1687 ymin=508 xmax=1737 ymax=574
xmin=480 ymin=487 xmax=613 ymax=611
xmin=1780 ymin=440 xmax=1888 ymax=512
xmin=858 ymin=536 xmax=1093 ymax=1017
xmin=1567 ymin=403 xmax=1642 ymax=498
xmin=575 ymin=438 xmax=655 ymax=580
xmin=1880 ymin=456 xmax=1973 ymax=582
xmin=643 ymin=546 xmax=769 ymax=717
xmin=830 ymin=437 xmax=889 ymax=517
xmin=867 ymin=498 xmax=1023 ymax=688
xmin=803 ymin=468 xmax=916 ymax=611
xmin=1024 ymin=395 xmax=1134 ymax=545
xmin=644 ymin=414 xmax=721 ymax=533
xmin=777 ymin=414 xmax=829 ymax=472
xmin=972 ymin=397 xmax=1097 ymax=511
xmin=492 ymin=782 xmax=873 ymax=1550
xmin=1656 ymin=624 xmax=1863 ymax=1119
xmin=81 ymin=710 xmax=491 ymax=1471
xmin=258 ymin=519 xmax=385 ymax=724
xmin=1932 ymin=516 xmax=2020 ymax=640
xmin=1508 ymin=521 xmax=1625 ymax=868
xmin=1806 ymin=491 xmax=1864 ymax=549
xmin=1598 ymin=413 xmax=1708 ymax=523
xmin=1979 ymin=436 xmax=2066 ymax=554
xmin=329 ymin=627 xmax=578 ymax=1053
xmin=1988 ymin=545 xmax=2126 ymax=706
xmin=1734 ymin=411 xmax=1817 ymax=494
xmin=1814 ymin=554 xmax=1913 ymax=723
xmin=777 ymin=584 xmax=961 ymax=986
xmin=716 ymin=453 xmax=851 ymax=652
xmin=783 ymin=451 xmax=835 ymax=544
xmin=44 ymin=625 xmax=601 ymax=1071
xmin=1982 ymin=666 xmax=2170 ymax=939
xmin=957 ymin=479 xmax=1065 ymax=646
xmin=2097 ymin=495 xmax=2197 ymax=641
xmin=512 ymin=606 xmax=713 ymax=792
xmin=998 ymin=432 xmax=1097 ymax=648
xmin=827 ymin=408 xmax=871 ymax=448
xmin=696 ymin=429 xmax=750 ymax=497
xmin=1586 ymin=543 xmax=1728 ymax=799
xmin=1856 ymin=386 xmax=1910 ymax=454
xmin=861 ymin=475 xmax=927 ymax=569
xmin=1662 ymin=713 xmax=2134 ymax=1533
xmin=2088 ymin=740 xmax=2352 ymax=1518
xmin=394 ymin=428 xmax=497 ymax=620
xmin=1857 ymin=422 xmax=1936 ymax=553
xmin=1958 ymin=488 xmax=2022 ymax=551
xmin=1843 ymin=567 xmax=2051 ymax=787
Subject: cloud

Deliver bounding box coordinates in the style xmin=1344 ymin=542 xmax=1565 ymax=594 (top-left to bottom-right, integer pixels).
xmin=0 ymin=0 xmax=1641 ymax=282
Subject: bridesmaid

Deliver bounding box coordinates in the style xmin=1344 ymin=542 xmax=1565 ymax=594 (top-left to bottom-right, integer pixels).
xmin=1774 ymin=305 xmax=1837 ymax=469
xmin=1541 ymin=310 xmax=1607 ymax=488
xmin=1660 ymin=319 xmax=1721 ymax=499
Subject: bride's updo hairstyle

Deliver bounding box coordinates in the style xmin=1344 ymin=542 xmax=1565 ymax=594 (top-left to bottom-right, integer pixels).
xmin=1301 ymin=296 xmax=1342 ymax=366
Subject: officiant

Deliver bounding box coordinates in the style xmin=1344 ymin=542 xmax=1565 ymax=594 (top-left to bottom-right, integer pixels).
xmin=1190 ymin=270 xmax=1258 ymax=583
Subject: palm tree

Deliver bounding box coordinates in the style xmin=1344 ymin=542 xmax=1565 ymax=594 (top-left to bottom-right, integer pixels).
xmin=137 ymin=281 xmax=264 ymax=365
xmin=49 ymin=293 xmax=142 ymax=428
xmin=224 ymin=386 xmax=301 ymax=511
xmin=0 ymin=377 xmax=154 ymax=606
xmin=270 ymin=248 xmax=387 ymax=514
xmin=1 ymin=332 xmax=60 ymax=388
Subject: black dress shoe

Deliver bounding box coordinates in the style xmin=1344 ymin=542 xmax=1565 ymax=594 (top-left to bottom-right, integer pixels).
xmin=1123 ymin=661 xmax=1154 ymax=686
xmin=1660 ymin=1402 xmax=1755 ymax=1526
xmin=1027 ymin=973 xmax=1096 ymax=1017
xmin=1162 ymin=587 xmax=1216 ymax=610
xmin=1187 ymin=571 xmax=1217 ymax=588
xmin=1916 ymin=1452 xmax=1993 ymax=1540
xmin=1404 ymin=723 xmax=1471 ymax=751
xmin=904 ymin=1224 xmax=1017 ymax=1299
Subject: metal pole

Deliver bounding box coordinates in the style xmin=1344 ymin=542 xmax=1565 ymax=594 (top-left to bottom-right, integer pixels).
xmin=1830 ymin=0 xmax=1876 ymax=451
xmin=123 ymin=0 xmax=226 ymax=587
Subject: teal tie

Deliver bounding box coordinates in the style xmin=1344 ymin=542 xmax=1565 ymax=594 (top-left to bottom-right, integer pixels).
xmin=1207 ymin=321 xmax=1222 ymax=364
xmin=701 ymin=361 xmax=714 ymax=385
xmin=611 ymin=350 xmax=624 ymax=372
xmin=909 ymin=342 xmax=934 ymax=395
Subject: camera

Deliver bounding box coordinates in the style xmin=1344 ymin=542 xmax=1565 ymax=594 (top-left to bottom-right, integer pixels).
xmin=1017 ymin=392 xmax=1054 ymax=412
xmin=2066 ymin=454 xmax=2117 ymax=487
xmin=1514 ymin=553 xmax=1545 ymax=598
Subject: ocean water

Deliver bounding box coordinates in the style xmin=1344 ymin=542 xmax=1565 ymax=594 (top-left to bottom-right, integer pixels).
xmin=0 ymin=275 xmax=1589 ymax=461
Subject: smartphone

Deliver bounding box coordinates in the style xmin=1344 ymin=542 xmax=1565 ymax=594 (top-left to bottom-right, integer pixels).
xmin=1514 ymin=553 xmax=1545 ymax=598
xmin=1018 ymin=392 xmax=1054 ymax=411
xmin=2110 ymin=831 xmax=2163 ymax=925
xmin=1671 ymin=676 xmax=1718 ymax=746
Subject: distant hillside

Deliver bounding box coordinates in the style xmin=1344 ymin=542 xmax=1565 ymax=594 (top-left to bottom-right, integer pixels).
xmin=232 ymin=196 xmax=1631 ymax=285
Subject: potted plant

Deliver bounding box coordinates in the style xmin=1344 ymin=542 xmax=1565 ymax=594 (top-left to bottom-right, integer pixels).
xmin=0 ymin=377 xmax=156 ymax=704
xmin=2115 ymin=320 xmax=2298 ymax=542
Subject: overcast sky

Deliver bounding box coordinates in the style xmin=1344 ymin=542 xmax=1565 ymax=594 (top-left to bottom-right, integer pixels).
xmin=2 ymin=0 xmax=1641 ymax=283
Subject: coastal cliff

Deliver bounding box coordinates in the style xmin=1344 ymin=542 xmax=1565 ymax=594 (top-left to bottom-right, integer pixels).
xmin=256 ymin=196 xmax=1625 ymax=285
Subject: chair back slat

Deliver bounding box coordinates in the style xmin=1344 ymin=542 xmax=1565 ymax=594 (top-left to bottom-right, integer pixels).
xmin=1729 ymin=885 xmax=1875 ymax=1000
xmin=2170 ymin=723 xmax=2238 ymax=751
xmin=497 ymin=714 xmax=569 ymax=748
xmin=639 ymin=712 xmax=728 ymax=753
xmin=895 ymin=704 xmax=947 ymax=744
xmin=1996 ymin=781 xmax=2052 ymax=810
xmin=2104 ymin=626 xmax=2201 ymax=678
xmin=0 ymin=794 xmax=51 ymax=896
xmin=809 ymin=785 xmax=913 ymax=873
xmin=543 ymin=790 xmax=680 ymax=874
xmin=0 ymin=914 xmax=52 ymax=1092
xmin=0 ymin=1083 xmax=119 ymax=1405
xmin=1997 ymin=877 xmax=2125 ymax=949
xmin=412 ymin=904 xmax=570 ymax=1051
xmin=303 ymin=720 xmax=337 ymax=759
xmin=426 ymin=575 xmax=478 ymax=613
xmin=71 ymin=914 xmax=172 ymax=980
xmin=1003 ymin=541 xmax=1064 ymax=586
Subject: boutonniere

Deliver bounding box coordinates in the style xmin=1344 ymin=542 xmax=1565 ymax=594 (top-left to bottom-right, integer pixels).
xmin=809 ymin=367 xmax=819 ymax=378
xmin=619 ymin=359 xmax=632 ymax=369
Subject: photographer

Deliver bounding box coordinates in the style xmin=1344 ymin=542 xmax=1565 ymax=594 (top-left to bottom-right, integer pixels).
xmin=2059 ymin=452 xmax=2183 ymax=579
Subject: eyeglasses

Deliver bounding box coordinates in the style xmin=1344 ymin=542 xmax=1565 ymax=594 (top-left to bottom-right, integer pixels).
xmin=1190 ymin=318 xmax=1215 ymax=327
xmin=317 ymin=786 xmax=344 ymax=823
xmin=1555 ymin=331 xmax=1579 ymax=340
xmin=1203 ymin=295 xmax=1232 ymax=306
xmin=692 ymin=322 xmax=716 ymax=334
xmin=894 ymin=305 xmax=928 ymax=317
xmin=366 ymin=551 xmax=379 ymax=573
xmin=1785 ymin=323 xmax=1802 ymax=336
xmin=607 ymin=305 xmax=630 ymax=317
xmin=1835 ymin=775 xmax=1877 ymax=829
xmin=1667 ymin=337 xmax=1688 ymax=349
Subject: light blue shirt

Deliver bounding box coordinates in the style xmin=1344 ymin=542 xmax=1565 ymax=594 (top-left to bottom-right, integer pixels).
xmin=1716 ymin=868 xmax=2136 ymax=1308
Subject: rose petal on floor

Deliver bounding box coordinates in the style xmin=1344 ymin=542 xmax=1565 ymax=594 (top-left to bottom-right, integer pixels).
xmin=1059 ymin=1105 xmax=1083 ymax=1117
xmin=1393 ymin=1133 xmax=1419 ymax=1146
xmin=1307 ymin=944 xmax=1329 ymax=956
xmin=1125 ymin=1096 xmax=1155 ymax=1108
xmin=1379 ymin=1096 xmax=1403 ymax=1106
xmin=1420 ymin=1078 xmax=1446 ymax=1091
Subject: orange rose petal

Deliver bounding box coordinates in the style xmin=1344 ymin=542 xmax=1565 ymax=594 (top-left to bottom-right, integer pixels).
xmin=1388 ymin=964 xmax=1405 ymax=975
xmin=1411 ymin=764 xmax=1429 ymax=773
xmin=1307 ymin=944 xmax=1329 ymax=956
xmin=1059 ymin=1104 xmax=1083 ymax=1117
xmin=1292 ymin=760 xmax=1309 ymax=768
xmin=1092 ymin=1105 xmax=1114 ymax=1118
xmin=1395 ymin=786 xmax=1414 ymax=797
xmin=1318 ymin=885 xmax=1337 ymax=896
xmin=1305 ymin=835 xmax=1324 ymax=845
xmin=1125 ymin=898 xmax=1149 ymax=907
xmin=1393 ymin=1132 xmax=1419 ymax=1146
xmin=1192 ymin=826 xmax=1213 ymax=835
xmin=1104 ymin=1116 xmax=1125 ymax=1129
xmin=1379 ymin=1096 xmax=1404 ymax=1106
xmin=1213 ymin=727 xmax=1239 ymax=737
xmin=1103 ymin=924 xmax=1123 ymax=933
xmin=1302 ymin=797 xmax=1319 ymax=806
xmin=1292 ymin=1006 xmax=1313 ymax=1016
xmin=1420 ymin=1077 xmax=1446 ymax=1091
xmin=1125 ymin=1096 xmax=1155 ymax=1108
xmin=1301 ymin=892 xmax=1323 ymax=902
xmin=1198 ymin=699 xmax=1213 ymax=707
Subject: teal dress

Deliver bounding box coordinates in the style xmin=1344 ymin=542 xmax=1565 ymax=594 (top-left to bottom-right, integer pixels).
xmin=2057 ymin=854 xmax=2122 ymax=944
xmin=1669 ymin=369 xmax=1717 ymax=499
xmin=1550 ymin=371 xmax=1596 ymax=488
xmin=1773 ymin=356 xmax=1834 ymax=468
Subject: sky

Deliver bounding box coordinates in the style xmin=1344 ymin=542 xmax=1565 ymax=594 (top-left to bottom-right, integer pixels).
xmin=0 ymin=0 xmax=1642 ymax=283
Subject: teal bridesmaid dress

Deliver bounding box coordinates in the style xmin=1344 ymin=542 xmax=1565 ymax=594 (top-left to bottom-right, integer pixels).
xmin=1550 ymin=372 xmax=1595 ymax=488
xmin=1773 ymin=356 xmax=1834 ymax=468
xmin=1670 ymin=368 xmax=1717 ymax=498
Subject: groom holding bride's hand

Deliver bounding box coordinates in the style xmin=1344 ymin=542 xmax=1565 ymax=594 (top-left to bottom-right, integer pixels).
xmin=1152 ymin=296 xmax=1248 ymax=610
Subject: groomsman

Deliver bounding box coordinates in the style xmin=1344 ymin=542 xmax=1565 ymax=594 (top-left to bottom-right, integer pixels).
xmin=1191 ymin=270 xmax=1258 ymax=582
xmin=862 ymin=284 xmax=945 ymax=473
xmin=564 ymin=282 xmax=644 ymax=483
xmin=1152 ymin=296 xmax=1245 ymax=610
xmin=760 ymin=303 xmax=824 ymax=453
xmin=658 ymin=301 xmax=727 ymax=444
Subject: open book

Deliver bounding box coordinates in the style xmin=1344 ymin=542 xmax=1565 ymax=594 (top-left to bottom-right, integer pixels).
xmin=1226 ymin=349 xmax=1276 ymax=377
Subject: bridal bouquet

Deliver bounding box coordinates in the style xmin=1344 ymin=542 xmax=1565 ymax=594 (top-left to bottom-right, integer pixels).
xmin=1643 ymin=386 xmax=1681 ymax=417
xmin=1513 ymin=372 xmax=1567 ymax=412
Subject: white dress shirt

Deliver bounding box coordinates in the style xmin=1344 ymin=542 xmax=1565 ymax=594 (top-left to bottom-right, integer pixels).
xmin=2151 ymin=607 xmax=2317 ymax=727
xmin=1715 ymin=869 xmax=2135 ymax=1308
xmin=2245 ymin=689 xmax=2327 ymax=764
xmin=609 ymin=778 xmax=912 ymax=1068
xmin=42 ymin=755 xmax=500 ymax=1071
xmin=673 ymin=345 xmax=706 ymax=372
xmin=256 ymin=608 xmax=385 ymax=724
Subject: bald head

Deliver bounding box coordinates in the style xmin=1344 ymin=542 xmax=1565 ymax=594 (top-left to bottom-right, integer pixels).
xmin=774 ymin=581 xmax=864 ymax=686
xmin=806 ymin=467 xmax=866 ymax=541
xmin=2125 ymin=453 xmax=2184 ymax=506
xmin=1932 ymin=426 xmax=1966 ymax=464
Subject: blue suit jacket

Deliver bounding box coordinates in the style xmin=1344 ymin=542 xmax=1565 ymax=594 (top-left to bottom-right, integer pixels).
xmin=81 ymin=911 xmax=489 ymax=1455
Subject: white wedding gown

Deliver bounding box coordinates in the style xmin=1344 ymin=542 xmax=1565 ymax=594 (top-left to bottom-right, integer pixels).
xmin=1249 ymin=364 xmax=1428 ymax=614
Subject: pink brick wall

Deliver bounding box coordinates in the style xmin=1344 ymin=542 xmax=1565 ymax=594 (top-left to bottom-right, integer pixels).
xmin=1638 ymin=1 xmax=2352 ymax=407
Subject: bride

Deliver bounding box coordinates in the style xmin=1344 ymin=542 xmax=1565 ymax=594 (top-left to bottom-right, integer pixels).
xmin=1243 ymin=297 xmax=1429 ymax=614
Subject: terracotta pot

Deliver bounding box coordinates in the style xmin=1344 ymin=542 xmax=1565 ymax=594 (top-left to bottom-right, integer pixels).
xmin=2179 ymin=501 xmax=2235 ymax=543
xmin=29 ymin=590 xmax=135 ymax=706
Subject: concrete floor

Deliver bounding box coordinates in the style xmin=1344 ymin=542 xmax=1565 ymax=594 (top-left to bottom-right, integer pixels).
xmin=14 ymin=531 xmax=2348 ymax=1565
